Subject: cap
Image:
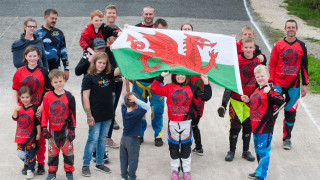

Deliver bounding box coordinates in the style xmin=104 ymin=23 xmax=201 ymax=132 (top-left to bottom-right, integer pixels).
xmin=93 ymin=38 xmax=106 ymax=49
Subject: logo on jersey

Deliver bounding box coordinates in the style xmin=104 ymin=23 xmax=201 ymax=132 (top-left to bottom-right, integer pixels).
xmin=22 ymin=76 xmax=40 ymax=93
xmin=242 ymin=61 xmax=258 ymax=79
xmin=18 ymin=113 xmax=32 ymax=129
xmin=52 ymin=31 xmax=60 ymax=36
xmin=171 ymin=89 xmax=189 ymax=106
xmin=50 ymin=100 xmax=66 ymax=116
xmin=282 ymin=48 xmax=298 ymax=66
xmin=250 ymin=93 xmax=261 ymax=111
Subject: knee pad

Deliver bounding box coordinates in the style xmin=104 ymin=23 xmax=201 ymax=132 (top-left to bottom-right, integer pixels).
xmin=169 ymin=143 xmax=180 ymax=159
xmin=230 ymin=128 xmax=241 ymax=136
xmin=180 ymin=142 xmax=192 ymax=159
xmin=285 ymin=111 xmax=296 ymax=124
xmin=17 ymin=150 xmax=26 ymax=161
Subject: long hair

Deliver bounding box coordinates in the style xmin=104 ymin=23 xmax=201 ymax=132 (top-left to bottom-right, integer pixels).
xmin=87 ymin=52 xmax=111 ymax=76
xmin=23 ymin=18 xmax=37 ymax=34
xmin=171 ymin=74 xmax=191 ymax=86
xmin=23 ymin=45 xmax=40 ymax=64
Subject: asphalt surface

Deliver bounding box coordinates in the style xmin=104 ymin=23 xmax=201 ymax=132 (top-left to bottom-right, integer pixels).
xmin=1 ymin=1 xmax=320 ymax=180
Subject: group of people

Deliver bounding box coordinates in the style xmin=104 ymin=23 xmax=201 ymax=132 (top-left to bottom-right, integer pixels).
xmin=10 ymin=3 xmax=309 ymax=180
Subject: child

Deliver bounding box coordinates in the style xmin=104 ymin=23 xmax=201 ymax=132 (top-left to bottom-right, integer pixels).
xmin=181 ymin=23 xmax=206 ymax=156
xmin=12 ymin=45 xmax=52 ymax=175
xmin=79 ymin=10 xmax=120 ymax=55
xmin=151 ymin=72 xmax=212 ymax=180
xmin=217 ymin=26 xmax=265 ymax=117
xmin=41 ymin=69 xmax=76 ymax=180
xmin=13 ymin=86 xmax=41 ymax=179
xmin=81 ymin=52 xmax=120 ymax=177
xmin=120 ymin=77 xmax=149 ymax=180
xmin=241 ymin=65 xmax=285 ymax=180
xmin=224 ymin=37 xmax=266 ymax=162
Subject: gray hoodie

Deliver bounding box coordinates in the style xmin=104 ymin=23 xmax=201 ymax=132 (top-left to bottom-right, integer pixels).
xmin=11 ymin=34 xmax=48 ymax=69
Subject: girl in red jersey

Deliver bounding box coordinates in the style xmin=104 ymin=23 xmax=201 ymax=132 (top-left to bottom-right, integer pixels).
xmin=151 ymin=72 xmax=212 ymax=180
xmin=12 ymin=45 xmax=51 ymax=175
xmin=13 ymin=86 xmax=41 ymax=179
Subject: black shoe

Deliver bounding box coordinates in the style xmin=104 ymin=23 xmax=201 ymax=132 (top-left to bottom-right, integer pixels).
xmin=217 ymin=106 xmax=226 ymax=117
xmin=92 ymin=151 xmax=110 ymax=163
xmin=283 ymin=139 xmax=292 ymax=150
xmin=22 ymin=164 xmax=28 ymax=175
xmin=225 ymin=151 xmax=235 ymax=161
xmin=113 ymin=120 xmax=120 ymax=130
xmin=37 ymin=163 xmax=45 ymax=175
xmin=192 ymin=148 xmax=204 ymax=156
xmin=66 ymin=171 xmax=73 ymax=180
xmin=155 ymin=138 xmax=163 ymax=147
xmin=242 ymin=151 xmax=255 ymax=161
xmin=139 ymin=137 xmax=144 ymax=144
xmin=82 ymin=166 xmax=91 ymax=177
xmin=248 ymin=172 xmax=256 ymax=179
xmin=95 ymin=164 xmax=111 ymax=174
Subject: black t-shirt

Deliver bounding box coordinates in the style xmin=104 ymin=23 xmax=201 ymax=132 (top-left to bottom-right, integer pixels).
xmin=82 ymin=72 xmax=115 ymax=122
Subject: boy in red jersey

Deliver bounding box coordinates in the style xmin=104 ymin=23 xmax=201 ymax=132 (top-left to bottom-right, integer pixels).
xmin=269 ymin=19 xmax=308 ymax=150
xmin=242 ymin=65 xmax=285 ymax=180
xmin=42 ymin=69 xmax=76 ymax=180
xmin=224 ymin=37 xmax=266 ymax=162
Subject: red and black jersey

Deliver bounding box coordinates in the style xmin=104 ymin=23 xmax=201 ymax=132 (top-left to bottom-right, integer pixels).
xmin=79 ymin=23 xmax=104 ymax=50
xmin=236 ymin=39 xmax=262 ymax=55
xmin=191 ymin=75 xmax=205 ymax=119
xmin=249 ymin=86 xmax=285 ymax=133
xmin=135 ymin=22 xmax=154 ymax=28
xmin=231 ymin=54 xmax=266 ymax=100
xmin=42 ymin=90 xmax=76 ymax=131
xmin=13 ymin=104 xmax=40 ymax=144
xmin=269 ymin=38 xmax=309 ymax=87
xmin=151 ymin=76 xmax=212 ymax=122
xmin=12 ymin=65 xmax=52 ymax=106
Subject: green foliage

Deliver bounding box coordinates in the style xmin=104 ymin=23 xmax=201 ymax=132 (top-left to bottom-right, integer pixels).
xmin=305 ymin=37 xmax=320 ymax=45
xmin=308 ymin=55 xmax=320 ymax=93
xmin=284 ymin=0 xmax=320 ymax=27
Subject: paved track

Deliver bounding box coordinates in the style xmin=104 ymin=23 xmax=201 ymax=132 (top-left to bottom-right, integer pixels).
xmin=0 ymin=1 xmax=319 ymax=180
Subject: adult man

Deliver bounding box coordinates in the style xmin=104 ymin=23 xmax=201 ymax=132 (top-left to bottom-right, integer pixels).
xmin=132 ymin=14 xmax=166 ymax=147
xmin=136 ymin=6 xmax=155 ymax=28
xmin=269 ymin=19 xmax=309 ymax=150
xmin=104 ymin=4 xmax=120 ymax=29
xmin=35 ymin=9 xmax=69 ymax=80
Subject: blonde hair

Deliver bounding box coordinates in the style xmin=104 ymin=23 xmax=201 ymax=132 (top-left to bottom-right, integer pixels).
xmin=254 ymin=65 xmax=269 ymax=75
xmin=91 ymin=10 xmax=103 ymax=19
xmin=88 ymin=52 xmax=111 ymax=76
xmin=242 ymin=26 xmax=254 ymax=34
xmin=242 ymin=37 xmax=255 ymax=45
xmin=105 ymin=4 xmax=117 ymax=14
xmin=48 ymin=69 xmax=65 ymax=81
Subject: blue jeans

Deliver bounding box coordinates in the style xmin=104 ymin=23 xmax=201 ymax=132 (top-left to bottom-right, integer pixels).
xmin=17 ymin=143 xmax=37 ymax=172
xmin=83 ymin=120 xmax=111 ymax=166
xmin=120 ymin=136 xmax=140 ymax=180
xmin=132 ymin=80 xmax=164 ymax=138
xmin=253 ymin=133 xmax=272 ymax=179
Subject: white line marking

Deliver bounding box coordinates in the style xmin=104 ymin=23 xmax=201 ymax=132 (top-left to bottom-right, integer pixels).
xmin=0 ymin=16 xmax=18 ymax=39
xmin=243 ymin=0 xmax=320 ymax=132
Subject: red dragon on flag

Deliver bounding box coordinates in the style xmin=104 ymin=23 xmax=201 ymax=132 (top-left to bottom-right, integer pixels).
xmin=126 ymin=31 xmax=219 ymax=74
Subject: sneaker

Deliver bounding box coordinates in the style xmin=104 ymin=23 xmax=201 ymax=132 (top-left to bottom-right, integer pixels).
xmin=283 ymin=139 xmax=292 ymax=150
xmin=242 ymin=151 xmax=255 ymax=161
xmin=113 ymin=120 xmax=120 ymax=130
xmin=82 ymin=166 xmax=91 ymax=177
xmin=22 ymin=164 xmax=28 ymax=175
xmin=248 ymin=172 xmax=256 ymax=179
xmin=95 ymin=164 xmax=111 ymax=174
xmin=225 ymin=151 xmax=235 ymax=161
xmin=192 ymin=148 xmax=204 ymax=156
xmin=183 ymin=172 xmax=191 ymax=180
xmin=106 ymin=138 xmax=120 ymax=148
xmin=37 ymin=163 xmax=45 ymax=175
xmin=217 ymin=106 xmax=226 ymax=117
xmin=139 ymin=137 xmax=144 ymax=144
xmin=155 ymin=138 xmax=164 ymax=147
xmin=171 ymin=170 xmax=179 ymax=180
xmin=46 ymin=172 xmax=56 ymax=180
xmin=92 ymin=151 xmax=110 ymax=163
xmin=66 ymin=172 xmax=73 ymax=180
xmin=26 ymin=170 xmax=34 ymax=179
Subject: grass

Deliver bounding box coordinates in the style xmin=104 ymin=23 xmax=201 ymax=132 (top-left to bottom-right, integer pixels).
xmin=305 ymin=37 xmax=320 ymax=45
xmin=284 ymin=0 xmax=320 ymax=28
xmin=308 ymin=55 xmax=320 ymax=93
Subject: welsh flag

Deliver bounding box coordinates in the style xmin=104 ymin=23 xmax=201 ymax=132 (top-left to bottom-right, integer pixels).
xmin=112 ymin=25 xmax=243 ymax=94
